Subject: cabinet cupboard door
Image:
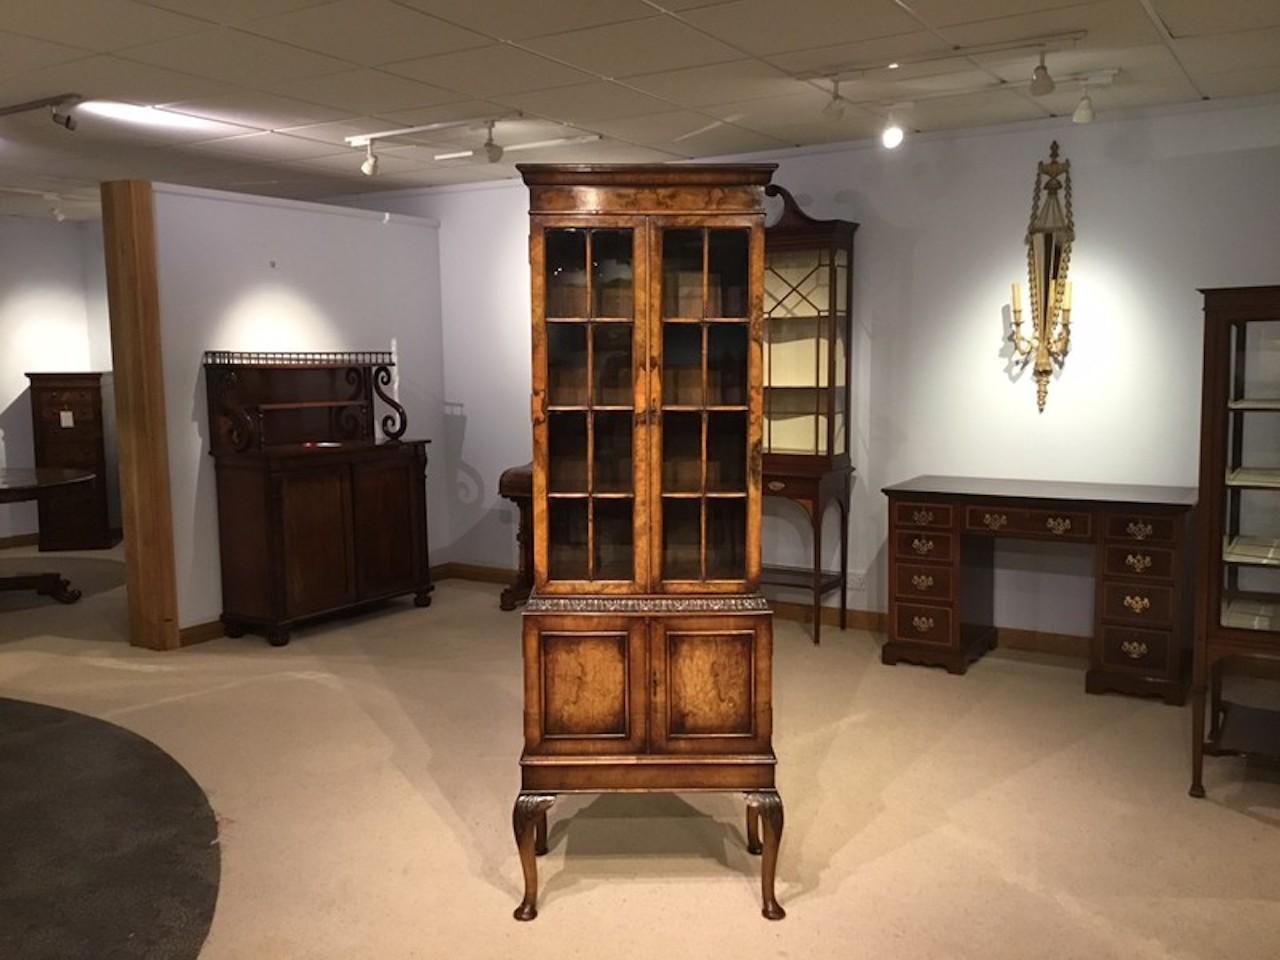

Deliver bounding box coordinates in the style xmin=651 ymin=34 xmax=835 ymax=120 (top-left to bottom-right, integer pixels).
xmin=279 ymin=466 xmax=355 ymax=617
xmin=523 ymin=616 xmax=648 ymax=755
xmin=648 ymin=615 xmax=771 ymax=754
xmin=352 ymin=453 xmax=423 ymax=598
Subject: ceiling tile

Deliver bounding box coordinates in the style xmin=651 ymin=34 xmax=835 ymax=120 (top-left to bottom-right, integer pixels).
xmin=278 ymin=117 xmax=403 ymax=145
xmin=522 ymin=141 xmax=680 ymax=163
xmin=939 ymin=1 xmax=1161 ymax=49
xmin=908 ymin=88 xmax=1047 ymax=130
xmin=0 ymin=31 xmax=92 ymax=80
xmin=393 ymin=0 xmax=653 ymax=41
xmin=1197 ymin=64 xmax=1280 ymax=98
xmin=136 ymin=0 xmax=332 ymax=25
xmin=495 ymin=80 xmax=671 ymax=123
xmin=0 ymin=54 xmax=235 ymax=107
xmin=161 ymin=92 xmax=350 ymax=129
xmin=1176 ymin=27 xmax=1280 ymax=76
xmin=904 ymin=0 xmax=1091 ymax=29
xmin=525 ymin=17 xmax=741 ymax=78
xmin=1152 ymin=0 xmax=1280 ymax=38
xmin=184 ymin=131 xmax=351 ymax=160
xmin=765 ymin=30 xmax=944 ymax=75
xmin=0 ymin=0 xmax=210 ymax=53
xmin=681 ymin=0 xmax=921 ymax=56
xmin=759 ymin=113 xmax=881 ymax=148
xmin=587 ymin=109 xmax=726 ymax=144
xmin=266 ymin=69 xmax=466 ymax=115
xmin=373 ymin=98 xmax=509 ymax=125
xmin=662 ymin=124 xmax=788 ymax=157
xmin=241 ymin=0 xmax=491 ymax=65
xmin=627 ymin=60 xmax=803 ymax=107
xmin=119 ymin=27 xmax=351 ymax=85
xmin=702 ymin=87 xmax=835 ymax=126
xmin=285 ymin=150 xmax=428 ymax=176
xmin=385 ymin=44 xmax=593 ymax=97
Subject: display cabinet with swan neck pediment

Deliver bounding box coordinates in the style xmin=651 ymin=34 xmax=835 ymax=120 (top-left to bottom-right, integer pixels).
xmin=511 ymin=163 xmax=785 ymax=921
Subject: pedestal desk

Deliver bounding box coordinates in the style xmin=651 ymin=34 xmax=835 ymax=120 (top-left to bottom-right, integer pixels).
xmin=883 ymin=476 xmax=1197 ymax=703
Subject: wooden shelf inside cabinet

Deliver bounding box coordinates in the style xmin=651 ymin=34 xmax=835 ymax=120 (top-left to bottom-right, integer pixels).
xmin=514 ymin=163 xmax=785 ymax=923
xmin=1192 ymin=285 xmax=1280 ymax=800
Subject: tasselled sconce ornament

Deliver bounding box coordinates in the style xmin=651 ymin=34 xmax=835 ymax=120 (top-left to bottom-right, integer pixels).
xmin=1010 ymin=140 xmax=1074 ymax=412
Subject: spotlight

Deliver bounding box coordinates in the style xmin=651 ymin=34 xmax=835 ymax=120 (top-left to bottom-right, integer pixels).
xmin=1030 ymin=51 xmax=1055 ymax=96
xmin=44 ymin=193 xmax=67 ymax=221
xmin=822 ymin=79 xmax=846 ymax=120
xmin=360 ymin=143 xmax=378 ymax=176
xmin=1072 ymin=89 xmax=1094 ymax=124
xmin=482 ymin=121 xmax=504 ymax=164
xmin=887 ymin=62 xmax=900 ymax=70
xmin=881 ymin=119 xmax=904 ymax=149
xmin=50 ymin=102 xmax=77 ymax=131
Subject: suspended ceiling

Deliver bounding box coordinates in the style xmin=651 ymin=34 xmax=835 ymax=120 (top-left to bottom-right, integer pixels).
xmin=0 ymin=0 xmax=1278 ymax=213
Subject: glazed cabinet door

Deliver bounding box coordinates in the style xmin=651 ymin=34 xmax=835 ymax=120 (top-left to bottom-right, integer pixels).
xmin=648 ymin=615 xmax=772 ymax=755
xmin=650 ymin=218 xmax=764 ymax=593
xmin=277 ymin=464 xmax=356 ymax=618
xmin=522 ymin=615 xmax=648 ymax=755
xmin=532 ymin=217 xmax=650 ymax=594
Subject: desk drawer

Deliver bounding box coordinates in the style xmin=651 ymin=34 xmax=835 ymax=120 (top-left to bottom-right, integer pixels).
xmin=895 ymin=603 xmax=952 ymax=645
xmin=1102 ymin=582 xmax=1174 ymax=625
xmin=1105 ymin=513 xmax=1176 ymax=545
xmin=1020 ymin=509 xmax=1092 ymax=540
xmin=1100 ymin=625 xmax=1171 ymax=673
xmin=894 ymin=562 xmax=954 ymax=601
xmin=1103 ymin=545 xmax=1175 ymax=581
xmin=964 ymin=506 xmax=1024 ymax=534
xmin=895 ymin=530 xmax=953 ymax=563
xmin=895 ymin=502 xmax=952 ymax=529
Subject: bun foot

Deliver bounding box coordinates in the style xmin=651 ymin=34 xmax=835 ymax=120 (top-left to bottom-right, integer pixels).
xmin=762 ymin=902 xmax=786 ymax=921
xmin=414 ymin=590 xmax=433 ymax=608
xmin=513 ymin=904 xmax=538 ymax=922
xmin=1189 ymin=784 xmax=1206 ymax=798
xmin=268 ymin=630 xmax=290 ymax=647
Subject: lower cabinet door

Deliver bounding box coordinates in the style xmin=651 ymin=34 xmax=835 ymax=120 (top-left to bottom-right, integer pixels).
xmin=351 ymin=452 xmax=423 ymax=598
xmin=649 ymin=615 xmax=772 ymax=755
xmin=523 ymin=615 xmax=648 ymax=755
xmin=279 ymin=466 xmax=356 ymax=617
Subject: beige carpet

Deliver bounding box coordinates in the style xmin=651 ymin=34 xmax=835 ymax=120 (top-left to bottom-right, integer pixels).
xmin=2 ymin=545 xmax=1278 ymax=960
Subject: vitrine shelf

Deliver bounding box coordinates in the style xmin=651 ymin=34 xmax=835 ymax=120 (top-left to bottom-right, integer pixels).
xmin=513 ymin=163 xmax=783 ymax=922
xmin=1191 ymin=285 xmax=1280 ymax=798
xmin=758 ymin=184 xmax=858 ymax=643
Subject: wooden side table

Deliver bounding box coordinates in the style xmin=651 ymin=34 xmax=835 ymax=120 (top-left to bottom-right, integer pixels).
xmin=0 ymin=468 xmax=96 ymax=604
xmin=499 ymin=462 xmax=533 ymax=610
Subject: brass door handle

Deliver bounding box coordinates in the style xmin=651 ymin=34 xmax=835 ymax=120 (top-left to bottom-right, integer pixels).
xmin=1127 ymin=521 xmax=1153 ymax=541
xmin=912 ymin=508 xmax=934 ymax=525
xmin=1046 ymin=516 xmax=1071 ymax=535
xmin=1120 ymin=639 xmax=1148 ymax=659
xmin=1123 ymin=595 xmax=1151 ymax=614
xmin=983 ymin=513 xmax=1008 ymax=531
xmin=1125 ymin=553 xmax=1153 ymax=573
xmin=911 ymin=538 xmax=935 ymax=556
xmin=911 ymin=616 xmax=935 ymax=633
xmin=911 ymin=574 xmax=934 ymax=591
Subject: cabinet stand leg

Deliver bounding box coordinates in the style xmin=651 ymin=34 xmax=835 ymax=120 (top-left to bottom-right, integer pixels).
xmin=838 ymin=496 xmax=850 ymax=632
xmin=1190 ymin=684 xmax=1207 ymax=798
xmin=811 ymin=505 xmax=823 ymax=646
xmin=513 ymin=792 xmax=555 ymax=920
xmin=745 ymin=801 xmax=762 ymax=855
xmin=746 ymin=791 xmax=785 ymax=920
xmin=535 ymin=806 xmax=549 ymax=856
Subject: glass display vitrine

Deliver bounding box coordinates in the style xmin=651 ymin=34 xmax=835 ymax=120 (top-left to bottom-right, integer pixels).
xmin=758 ymin=184 xmax=858 ymax=643
xmin=1192 ymin=285 xmax=1280 ymax=798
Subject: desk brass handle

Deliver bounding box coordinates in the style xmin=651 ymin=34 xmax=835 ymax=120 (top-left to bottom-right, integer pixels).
xmin=911 ymin=615 xmax=935 ymax=633
xmin=1123 ymin=595 xmax=1151 ymax=614
xmin=912 ymin=508 xmax=934 ymax=525
xmin=1046 ymin=517 xmax=1072 ymax=535
xmin=983 ymin=513 xmax=1008 ymax=531
xmin=1127 ymin=521 xmax=1154 ymax=541
xmin=1125 ymin=553 xmax=1153 ymax=573
xmin=911 ymin=574 xmax=934 ymax=591
xmin=767 ymin=480 xmax=786 ymax=492
xmin=1120 ymin=639 xmax=1148 ymax=659
xmin=911 ymin=538 xmax=934 ymax=556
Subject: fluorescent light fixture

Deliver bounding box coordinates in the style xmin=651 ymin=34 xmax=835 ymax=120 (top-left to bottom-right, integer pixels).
xmin=887 ymin=62 xmax=900 ymax=70
xmin=78 ymin=100 xmax=215 ymax=130
xmin=433 ymin=149 xmax=474 ymax=161
xmin=344 ymin=115 xmax=514 ymax=148
xmin=434 ymin=133 xmax=601 ymax=163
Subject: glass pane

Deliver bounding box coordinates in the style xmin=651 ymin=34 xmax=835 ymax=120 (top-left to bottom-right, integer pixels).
xmin=663 ymin=229 xmax=703 ymax=318
xmin=548 ymin=411 xmax=587 ymax=492
xmin=591 ymin=229 xmax=633 ymax=318
xmin=663 ymin=412 xmax=702 ymax=493
xmin=707 ymin=324 xmax=747 ymax=406
xmin=707 ymin=411 xmax=746 ymax=493
xmin=835 ymin=258 xmax=848 ymax=313
xmin=708 ymin=229 xmax=750 ymax=317
xmin=593 ymin=324 xmax=632 ymax=406
xmin=835 ymin=312 xmax=848 ymax=388
xmin=766 ymin=317 xmax=819 ymax=387
xmin=548 ymin=499 xmax=588 ymax=580
xmin=834 ymin=411 xmax=846 ymax=456
xmin=547 ymin=323 xmax=588 ymax=406
xmin=663 ymin=498 xmax=701 ymax=579
xmin=706 ymin=499 xmax=746 ymax=579
xmin=594 ymin=499 xmax=633 ymax=580
xmin=765 ymin=248 xmax=828 ymax=319
xmin=546 ymin=229 xmax=587 ymax=317
xmin=593 ymin=411 xmax=633 ymax=494
xmin=663 ymin=324 xmax=702 ymax=406
xmin=766 ymin=387 xmax=818 ymax=455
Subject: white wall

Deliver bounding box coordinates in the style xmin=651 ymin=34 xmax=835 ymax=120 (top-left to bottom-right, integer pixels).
xmin=340 ymin=97 xmax=1280 ymax=635
xmin=151 ymin=185 xmax=444 ymax=628
xmin=0 ymin=218 xmax=105 ymax=538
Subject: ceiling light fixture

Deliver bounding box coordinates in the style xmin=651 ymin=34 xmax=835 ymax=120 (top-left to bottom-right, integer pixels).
xmin=360 ymin=143 xmax=378 ymax=177
xmin=50 ymin=101 xmax=77 ymax=131
xmin=822 ymin=79 xmax=846 ymax=120
xmin=43 ymin=193 xmax=67 ymax=222
xmin=434 ymin=133 xmax=603 ymax=163
xmin=887 ymin=62 xmax=900 ymax=70
xmin=881 ymin=117 xmax=904 ymax=149
xmin=1030 ymin=51 xmax=1056 ymax=96
xmin=77 ymin=100 xmax=215 ymax=130
xmin=344 ymin=114 xmax=517 ymax=149
xmin=1073 ymin=87 xmax=1095 ymax=124
xmin=482 ymin=121 xmax=503 ymax=164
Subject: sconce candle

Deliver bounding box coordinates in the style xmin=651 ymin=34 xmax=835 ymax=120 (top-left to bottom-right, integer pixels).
xmin=1008 ymin=141 xmax=1075 ymax=412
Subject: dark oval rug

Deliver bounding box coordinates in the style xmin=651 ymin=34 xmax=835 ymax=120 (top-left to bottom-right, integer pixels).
xmin=0 ymin=697 xmax=220 ymax=960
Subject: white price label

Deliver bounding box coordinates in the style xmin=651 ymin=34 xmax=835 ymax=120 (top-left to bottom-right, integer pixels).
xmin=59 ymin=410 xmax=74 ymax=428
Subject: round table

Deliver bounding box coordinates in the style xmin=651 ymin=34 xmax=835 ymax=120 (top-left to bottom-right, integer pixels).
xmin=0 ymin=468 xmax=96 ymax=604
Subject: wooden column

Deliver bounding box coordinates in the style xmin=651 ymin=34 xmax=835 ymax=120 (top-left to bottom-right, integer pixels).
xmin=100 ymin=181 xmax=180 ymax=650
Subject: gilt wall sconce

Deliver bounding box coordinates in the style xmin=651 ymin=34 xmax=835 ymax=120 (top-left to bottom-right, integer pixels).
xmin=1010 ymin=140 xmax=1074 ymax=412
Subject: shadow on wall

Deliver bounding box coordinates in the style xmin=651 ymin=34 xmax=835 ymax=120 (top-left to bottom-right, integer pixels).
xmin=440 ymin=400 xmax=512 ymax=565
xmin=0 ymin=390 xmax=36 ymax=534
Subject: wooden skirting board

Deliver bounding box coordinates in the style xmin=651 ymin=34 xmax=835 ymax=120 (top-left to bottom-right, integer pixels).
xmin=0 ymin=533 xmax=39 ymax=550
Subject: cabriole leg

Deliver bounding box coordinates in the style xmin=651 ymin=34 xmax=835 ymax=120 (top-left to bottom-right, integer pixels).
xmin=746 ymin=801 xmax=762 ymax=855
xmin=513 ymin=792 xmax=555 ymax=920
xmin=746 ymin=791 xmax=785 ymax=920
